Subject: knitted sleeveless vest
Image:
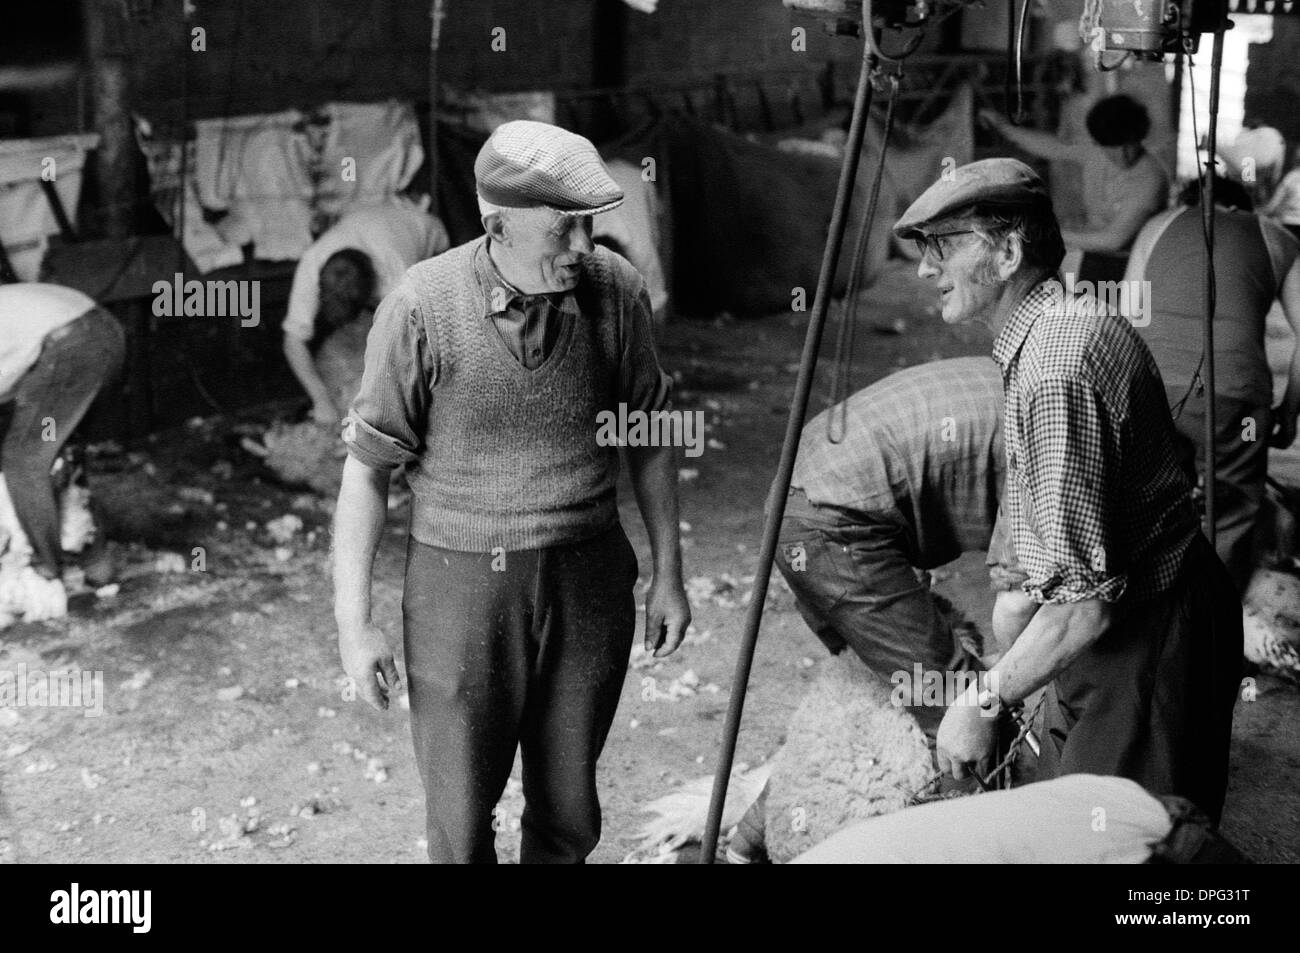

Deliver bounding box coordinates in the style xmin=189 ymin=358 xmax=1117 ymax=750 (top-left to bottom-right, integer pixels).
xmin=404 ymin=238 xmax=631 ymax=552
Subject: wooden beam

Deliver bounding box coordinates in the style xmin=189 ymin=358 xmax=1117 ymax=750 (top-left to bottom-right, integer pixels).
xmin=81 ymin=0 xmax=136 ymax=239
xmin=428 ymin=0 xmax=446 ymax=215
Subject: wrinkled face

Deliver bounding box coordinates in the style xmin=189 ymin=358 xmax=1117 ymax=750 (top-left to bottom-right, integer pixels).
xmin=914 ymin=225 xmax=1004 ymax=326
xmin=500 ymin=210 xmax=595 ymax=293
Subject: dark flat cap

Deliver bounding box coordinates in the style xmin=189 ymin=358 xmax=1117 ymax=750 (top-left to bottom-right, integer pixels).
xmin=475 ymin=120 xmax=624 ymax=216
xmin=893 ymin=158 xmax=1050 ymax=238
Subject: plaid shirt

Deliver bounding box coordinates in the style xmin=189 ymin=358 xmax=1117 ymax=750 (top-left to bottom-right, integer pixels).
xmin=793 ymin=356 xmax=1005 ymax=568
xmin=993 ymin=279 xmax=1198 ymax=604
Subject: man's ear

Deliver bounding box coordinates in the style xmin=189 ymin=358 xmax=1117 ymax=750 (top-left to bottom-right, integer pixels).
xmin=482 ymin=212 xmax=509 ymax=246
xmin=996 ymin=233 xmax=1024 ymax=281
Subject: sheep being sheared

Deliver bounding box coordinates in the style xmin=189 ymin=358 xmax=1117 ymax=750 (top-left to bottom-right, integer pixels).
xmin=632 ymin=651 xmax=946 ymax=864
xmin=759 ymin=651 xmax=938 ymax=863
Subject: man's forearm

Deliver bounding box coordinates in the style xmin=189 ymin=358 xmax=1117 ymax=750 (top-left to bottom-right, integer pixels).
xmin=986 ymin=598 xmax=1112 ymax=703
xmin=627 ymin=443 xmax=683 ymax=578
xmin=991 ymin=588 xmax=1040 ymax=653
xmin=332 ymin=456 xmax=390 ymax=627
xmin=283 ymin=337 xmax=335 ymax=410
xmin=995 ymin=122 xmax=1069 ymax=161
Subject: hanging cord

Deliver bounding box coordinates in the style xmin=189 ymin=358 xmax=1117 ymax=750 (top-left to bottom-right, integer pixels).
xmin=1200 ymin=26 xmax=1225 ymax=547
xmin=1168 ymin=46 xmax=1218 ymax=430
xmin=1170 ymin=49 xmax=1207 ymax=421
xmin=1008 ymin=0 xmax=1032 ymax=124
xmin=827 ymin=68 xmax=902 ymax=444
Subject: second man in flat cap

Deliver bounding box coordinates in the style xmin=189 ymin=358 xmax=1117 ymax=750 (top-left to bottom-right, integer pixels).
xmin=896 ymin=157 xmax=1242 ymax=823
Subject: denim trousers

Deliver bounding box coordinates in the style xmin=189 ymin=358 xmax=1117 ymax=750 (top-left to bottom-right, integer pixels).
xmin=773 ymin=487 xmax=959 ymax=738
xmin=0 ymin=306 xmax=124 ymax=576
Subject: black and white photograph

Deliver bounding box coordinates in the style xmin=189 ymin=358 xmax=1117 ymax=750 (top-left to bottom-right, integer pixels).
xmin=0 ymin=0 xmax=1296 ymax=912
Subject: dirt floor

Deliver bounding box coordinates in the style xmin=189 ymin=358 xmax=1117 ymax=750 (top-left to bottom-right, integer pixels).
xmin=2 ymin=261 xmax=1297 ymax=864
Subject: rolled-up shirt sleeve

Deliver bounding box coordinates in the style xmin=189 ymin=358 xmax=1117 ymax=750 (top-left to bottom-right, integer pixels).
xmin=619 ymin=281 xmax=672 ymax=413
xmin=986 ymin=504 xmax=1029 ymax=593
xmin=1020 ymin=377 xmax=1127 ymax=603
xmin=342 ymin=285 xmax=433 ymax=470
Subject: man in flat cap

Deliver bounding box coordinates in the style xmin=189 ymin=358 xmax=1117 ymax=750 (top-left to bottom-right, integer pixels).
xmin=894 ymin=158 xmax=1242 ymax=822
xmin=333 ymin=120 xmax=690 ymax=863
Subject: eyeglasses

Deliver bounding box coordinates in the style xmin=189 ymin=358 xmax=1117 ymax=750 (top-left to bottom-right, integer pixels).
xmin=912 ymin=229 xmax=978 ymax=262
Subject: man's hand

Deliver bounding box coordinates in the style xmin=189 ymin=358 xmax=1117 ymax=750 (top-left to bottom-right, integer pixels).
xmin=338 ymin=620 xmax=402 ymax=711
xmin=643 ymin=575 xmax=691 ymax=658
xmin=935 ymin=688 xmax=998 ymax=781
xmin=1271 ymin=412 xmax=1298 ymax=449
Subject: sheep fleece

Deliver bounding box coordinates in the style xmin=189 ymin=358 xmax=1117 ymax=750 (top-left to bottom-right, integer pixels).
xmin=764 ymin=652 xmax=936 ymax=864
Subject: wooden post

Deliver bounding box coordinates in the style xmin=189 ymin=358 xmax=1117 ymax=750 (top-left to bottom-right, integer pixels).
xmin=81 ymin=0 xmax=135 ymax=239
xmin=82 ymin=0 xmax=149 ymax=438
xmin=428 ymin=0 xmax=446 ymax=215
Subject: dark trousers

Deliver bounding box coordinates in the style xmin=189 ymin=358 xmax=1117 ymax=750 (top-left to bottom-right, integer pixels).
xmin=402 ymin=522 xmax=638 ymax=864
xmin=773 ymin=488 xmax=957 ymax=738
xmin=1167 ymin=386 xmax=1271 ymax=593
xmin=1040 ymin=534 xmax=1243 ymax=824
xmin=0 ymin=306 xmax=124 ymax=576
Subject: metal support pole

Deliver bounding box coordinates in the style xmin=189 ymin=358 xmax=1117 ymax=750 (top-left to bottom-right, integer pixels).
xmin=698 ymin=43 xmax=877 ymax=864
xmin=1202 ymin=24 xmax=1226 ymax=547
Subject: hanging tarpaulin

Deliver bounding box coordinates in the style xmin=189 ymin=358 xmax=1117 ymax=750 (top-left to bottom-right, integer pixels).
xmin=0 ymin=133 xmax=100 ymax=281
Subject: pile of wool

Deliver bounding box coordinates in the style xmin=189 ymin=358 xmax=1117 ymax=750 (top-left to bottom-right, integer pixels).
xmin=762 ymin=651 xmax=937 ymax=863
xmin=0 ymin=474 xmax=94 ymax=626
xmin=1243 ymin=568 xmax=1300 ymax=682
xmin=246 ymin=319 xmax=366 ymax=497
xmin=255 ymin=422 xmax=348 ymax=497
xmin=633 ymin=763 xmax=774 ymax=861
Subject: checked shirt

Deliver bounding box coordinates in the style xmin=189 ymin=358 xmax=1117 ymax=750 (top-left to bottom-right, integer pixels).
xmin=992 ymin=279 xmax=1199 ymax=604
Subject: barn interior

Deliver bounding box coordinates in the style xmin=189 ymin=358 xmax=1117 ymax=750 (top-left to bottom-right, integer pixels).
xmin=1 ymin=0 xmax=1299 ymax=866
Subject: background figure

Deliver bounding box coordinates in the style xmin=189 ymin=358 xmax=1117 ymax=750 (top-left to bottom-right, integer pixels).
xmin=281 ymin=199 xmax=448 ymax=425
xmin=773 ymin=357 xmax=1005 ymax=740
xmin=1128 ymin=178 xmax=1300 ymax=591
xmin=1263 ymin=143 xmax=1300 ymax=245
xmin=981 ymin=94 xmax=1169 ymax=284
xmin=0 ymin=282 xmax=125 ymax=621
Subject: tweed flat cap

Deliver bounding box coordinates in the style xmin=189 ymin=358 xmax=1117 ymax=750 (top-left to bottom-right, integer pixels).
xmin=475 ymin=120 xmax=624 ymax=215
xmin=893 ymin=158 xmax=1050 ymax=239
